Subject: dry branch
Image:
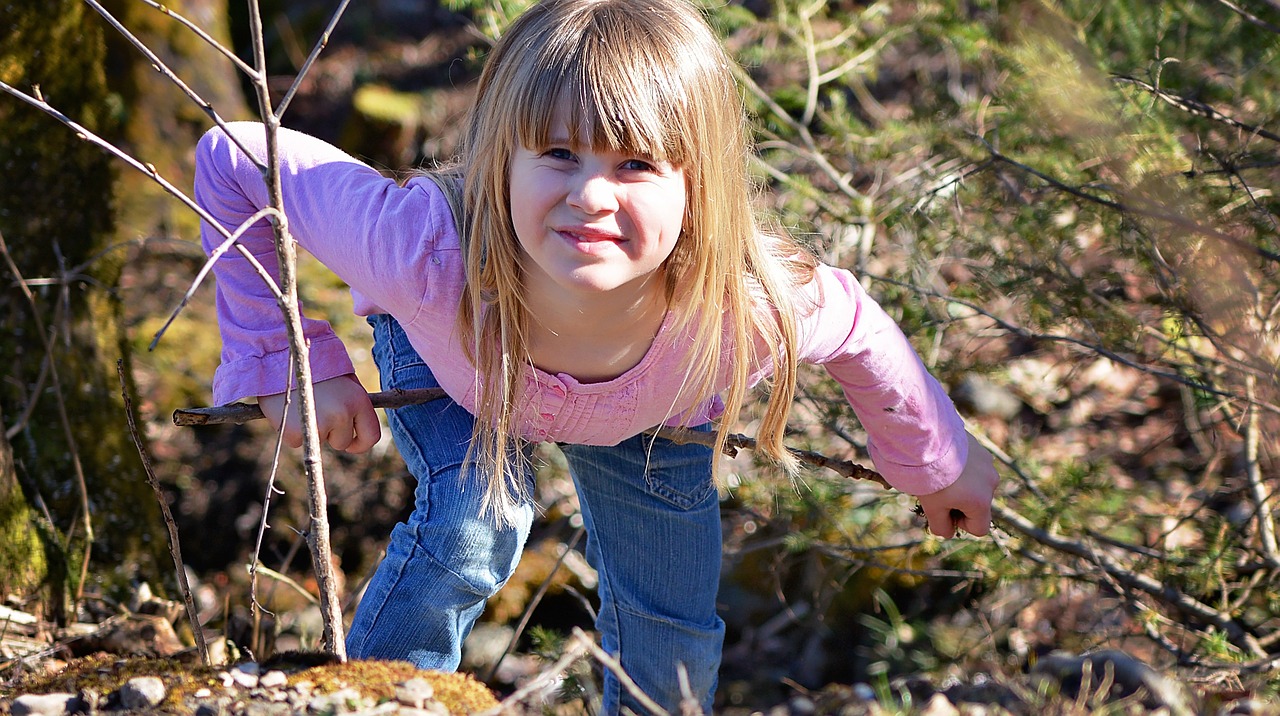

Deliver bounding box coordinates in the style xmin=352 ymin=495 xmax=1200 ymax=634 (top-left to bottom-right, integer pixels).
xmin=116 ymin=361 xmax=210 ymax=666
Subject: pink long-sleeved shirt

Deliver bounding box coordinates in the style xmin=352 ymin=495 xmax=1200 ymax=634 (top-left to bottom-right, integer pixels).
xmin=196 ymin=123 xmax=967 ymax=496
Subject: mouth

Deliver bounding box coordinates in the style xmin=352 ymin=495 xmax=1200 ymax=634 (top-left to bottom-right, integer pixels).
xmin=556 ymin=226 xmax=624 ymax=243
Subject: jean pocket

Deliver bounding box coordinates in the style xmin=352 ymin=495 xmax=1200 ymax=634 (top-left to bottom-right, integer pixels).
xmin=641 ymin=430 xmax=716 ymax=511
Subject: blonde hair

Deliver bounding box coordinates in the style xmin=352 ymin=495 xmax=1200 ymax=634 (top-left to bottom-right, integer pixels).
xmin=453 ymin=0 xmax=817 ymax=521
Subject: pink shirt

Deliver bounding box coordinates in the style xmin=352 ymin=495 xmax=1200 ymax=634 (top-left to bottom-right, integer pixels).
xmin=196 ymin=123 xmax=968 ymax=495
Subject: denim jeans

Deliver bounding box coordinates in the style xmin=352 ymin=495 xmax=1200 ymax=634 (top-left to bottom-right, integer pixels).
xmin=347 ymin=314 xmax=725 ymax=714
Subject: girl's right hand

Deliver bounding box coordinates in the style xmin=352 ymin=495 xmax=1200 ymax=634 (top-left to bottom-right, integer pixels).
xmin=258 ymin=374 xmax=381 ymax=453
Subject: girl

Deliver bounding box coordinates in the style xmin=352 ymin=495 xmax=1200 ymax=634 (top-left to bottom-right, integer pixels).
xmin=196 ymin=0 xmax=999 ymax=711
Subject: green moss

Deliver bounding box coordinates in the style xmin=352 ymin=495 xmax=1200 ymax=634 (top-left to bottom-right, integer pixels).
xmin=5 ymin=655 xmax=500 ymax=715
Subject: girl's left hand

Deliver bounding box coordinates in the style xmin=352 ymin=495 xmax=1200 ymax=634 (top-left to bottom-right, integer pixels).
xmin=916 ymin=432 xmax=999 ymax=538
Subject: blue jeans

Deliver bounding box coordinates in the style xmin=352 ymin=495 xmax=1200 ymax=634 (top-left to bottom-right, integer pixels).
xmin=347 ymin=315 xmax=725 ymax=714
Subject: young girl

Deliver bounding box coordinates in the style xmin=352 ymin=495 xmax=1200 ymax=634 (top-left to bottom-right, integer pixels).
xmin=196 ymin=0 xmax=999 ymax=710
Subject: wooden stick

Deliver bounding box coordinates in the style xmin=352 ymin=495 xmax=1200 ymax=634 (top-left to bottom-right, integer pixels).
xmin=172 ymin=387 xmax=449 ymax=426
xmin=173 ymin=387 xmax=889 ymax=488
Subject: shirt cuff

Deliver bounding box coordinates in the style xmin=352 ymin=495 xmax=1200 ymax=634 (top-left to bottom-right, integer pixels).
xmin=211 ymin=333 xmax=356 ymax=405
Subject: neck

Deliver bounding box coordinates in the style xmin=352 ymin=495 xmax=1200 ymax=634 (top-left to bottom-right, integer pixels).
xmin=521 ymin=270 xmax=671 ymax=381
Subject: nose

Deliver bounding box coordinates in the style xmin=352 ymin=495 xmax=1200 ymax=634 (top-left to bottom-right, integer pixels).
xmin=567 ymin=170 xmax=619 ymax=215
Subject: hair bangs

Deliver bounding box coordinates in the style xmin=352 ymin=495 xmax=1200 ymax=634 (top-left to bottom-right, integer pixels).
xmin=511 ymin=3 xmax=693 ymax=166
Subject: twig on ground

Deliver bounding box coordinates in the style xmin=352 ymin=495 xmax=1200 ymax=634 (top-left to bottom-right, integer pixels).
xmin=116 ymin=360 xmax=210 ymax=666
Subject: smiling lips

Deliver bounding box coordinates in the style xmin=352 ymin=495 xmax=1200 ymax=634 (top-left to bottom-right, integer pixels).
xmin=557 ymin=226 xmax=625 ymax=251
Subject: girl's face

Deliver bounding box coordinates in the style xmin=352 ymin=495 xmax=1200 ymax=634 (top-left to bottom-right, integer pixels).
xmin=508 ymin=108 xmax=686 ymax=302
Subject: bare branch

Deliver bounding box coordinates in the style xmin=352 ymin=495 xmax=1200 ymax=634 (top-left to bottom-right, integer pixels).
xmin=149 ymin=207 xmax=282 ymax=350
xmin=136 ymin=0 xmax=256 ymax=76
xmin=274 ymin=0 xmax=354 ymax=120
xmin=1206 ymin=0 xmax=1280 ymax=34
xmin=0 ymin=229 xmax=94 ymax=603
xmin=242 ymin=0 xmax=346 ymax=657
xmin=81 ymin=0 xmax=265 ymax=173
xmin=1113 ymin=74 xmax=1280 ymax=144
xmin=0 ymin=79 xmax=285 ymax=329
xmin=116 ymin=361 xmax=210 ymax=666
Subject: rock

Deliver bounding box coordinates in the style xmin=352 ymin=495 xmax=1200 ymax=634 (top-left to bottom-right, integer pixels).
xmin=1031 ymin=649 xmax=1195 ymax=716
xmin=919 ymin=693 xmax=959 ymax=716
xmin=195 ymin=698 xmax=230 ymax=716
xmin=10 ymin=693 xmax=80 ymax=716
xmin=118 ymin=676 xmax=168 ymax=709
xmin=229 ymin=662 xmax=261 ymax=688
xmin=395 ymin=678 xmax=436 ymax=708
xmin=259 ymin=670 xmax=289 ymax=688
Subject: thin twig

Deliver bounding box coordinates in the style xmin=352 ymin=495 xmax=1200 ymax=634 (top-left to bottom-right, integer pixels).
xmin=1242 ymin=375 xmax=1280 ymax=565
xmin=569 ymin=627 xmax=670 ymax=716
xmin=0 ymin=80 xmax=286 ymax=315
xmin=478 ymin=636 xmax=590 ymax=716
xmin=0 ymin=229 xmax=94 ymax=604
xmin=82 ymin=0 xmax=265 ymax=172
xmin=249 ymin=356 xmax=296 ymax=629
xmin=1205 ymin=0 xmax=1280 ymax=34
xmin=484 ymin=526 xmax=586 ymax=683
xmin=976 ymin=135 xmax=1280 ymax=265
xmin=116 ymin=360 xmax=211 ymax=666
xmin=149 ymin=207 xmax=282 ymax=350
xmin=274 ymin=0 xmax=354 ymax=120
xmin=869 ymin=271 xmax=1280 ymax=415
xmin=1112 ymin=74 xmax=1280 ymax=144
xmin=137 ymin=0 xmax=257 ymax=76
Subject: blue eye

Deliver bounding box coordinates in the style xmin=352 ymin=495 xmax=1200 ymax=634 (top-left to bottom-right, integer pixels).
xmin=622 ymin=158 xmax=656 ymax=172
xmin=544 ymin=147 xmax=575 ymax=161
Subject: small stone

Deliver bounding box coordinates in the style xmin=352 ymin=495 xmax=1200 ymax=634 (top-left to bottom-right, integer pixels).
xmin=259 ymin=670 xmax=289 ymax=688
xmin=118 ymin=676 xmax=168 ymax=709
xmin=851 ymin=683 xmax=877 ymax=701
xmin=195 ymin=688 xmax=213 ymax=698
xmin=919 ymin=693 xmax=959 ymax=716
xmin=229 ymin=666 xmax=260 ymax=689
xmin=11 ymin=693 xmax=79 ymax=716
xmin=789 ymin=696 xmax=816 ymax=716
xmin=395 ymin=678 xmax=435 ymax=708
xmin=195 ymin=700 xmax=229 ymax=716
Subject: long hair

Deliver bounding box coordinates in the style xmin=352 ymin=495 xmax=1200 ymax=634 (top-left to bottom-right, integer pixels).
xmin=454 ymin=0 xmax=817 ymax=521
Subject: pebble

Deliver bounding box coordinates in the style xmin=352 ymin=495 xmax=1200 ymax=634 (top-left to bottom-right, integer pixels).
xmin=230 ymin=660 xmax=262 ymax=691
xmin=259 ymin=669 xmax=289 ymax=688
xmin=10 ymin=693 xmax=80 ymax=716
xmin=119 ymin=675 xmax=168 ymax=709
xmin=394 ymin=678 xmax=435 ymax=708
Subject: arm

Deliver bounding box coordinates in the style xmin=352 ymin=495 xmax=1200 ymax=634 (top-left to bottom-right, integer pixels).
xmin=796 ymin=264 xmax=997 ymax=535
xmin=195 ymin=122 xmax=454 ymax=404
